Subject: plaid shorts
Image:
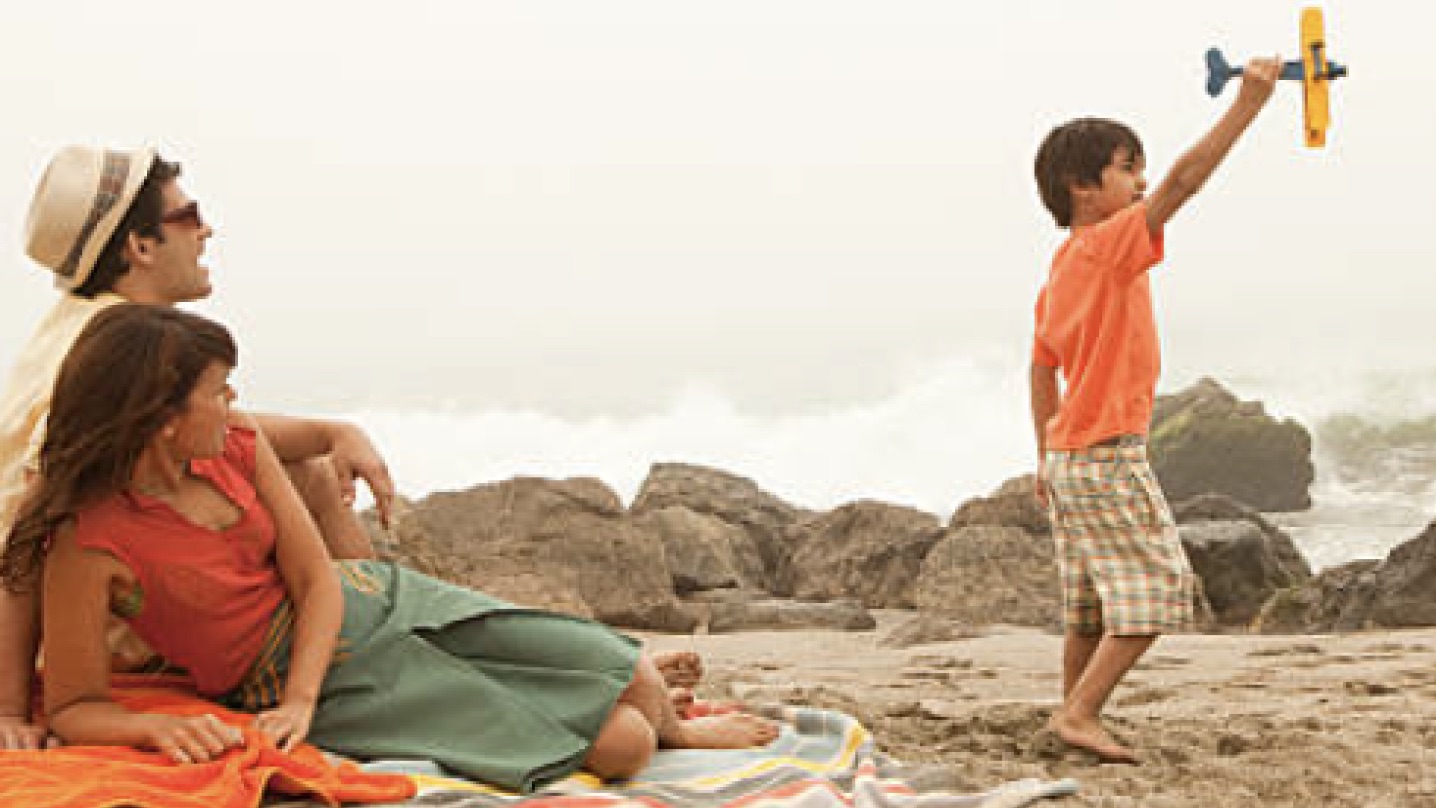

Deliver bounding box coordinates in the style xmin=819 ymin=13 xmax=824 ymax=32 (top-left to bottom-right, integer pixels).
xmin=1043 ymin=442 xmax=1194 ymax=636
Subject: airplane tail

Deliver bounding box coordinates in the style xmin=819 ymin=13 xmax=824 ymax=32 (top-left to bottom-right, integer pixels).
xmin=1205 ymin=48 xmax=1233 ymax=96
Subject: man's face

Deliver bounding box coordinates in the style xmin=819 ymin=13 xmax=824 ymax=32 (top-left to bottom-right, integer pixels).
xmin=146 ymin=180 xmax=214 ymax=303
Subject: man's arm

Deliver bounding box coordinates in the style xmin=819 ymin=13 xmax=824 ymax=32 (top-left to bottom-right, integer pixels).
xmin=1145 ymin=56 xmax=1281 ymax=234
xmin=1030 ymin=362 xmax=1061 ymax=507
xmin=248 ymin=412 xmax=396 ymax=528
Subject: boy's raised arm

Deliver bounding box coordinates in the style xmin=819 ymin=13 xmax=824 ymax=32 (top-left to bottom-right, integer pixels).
xmin=1145 ymin=56 xmax=1281 ymax=234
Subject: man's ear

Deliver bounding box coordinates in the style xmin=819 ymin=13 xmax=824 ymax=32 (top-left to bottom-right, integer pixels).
xmin=122 ymin=231 xmax=152 ymax=269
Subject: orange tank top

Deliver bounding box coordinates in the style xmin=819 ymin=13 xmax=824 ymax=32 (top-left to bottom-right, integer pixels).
xmin=70 ymin=426 xmax=286 ymax=696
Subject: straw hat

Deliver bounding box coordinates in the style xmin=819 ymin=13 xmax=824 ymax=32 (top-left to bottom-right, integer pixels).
xmin=24 ymin=145 xmax=157 ymax=290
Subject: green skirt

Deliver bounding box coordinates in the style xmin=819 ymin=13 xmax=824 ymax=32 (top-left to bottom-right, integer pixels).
xmin=225 ymin=560 xmax=641 ymax=792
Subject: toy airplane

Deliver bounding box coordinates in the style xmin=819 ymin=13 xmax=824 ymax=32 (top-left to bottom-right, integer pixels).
xmin=1205 ymin=7 xmax=1348 ymax=147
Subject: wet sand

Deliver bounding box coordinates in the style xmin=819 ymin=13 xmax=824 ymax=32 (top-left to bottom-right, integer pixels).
xmin=643 ymin=611 xmax=1436 ymax=807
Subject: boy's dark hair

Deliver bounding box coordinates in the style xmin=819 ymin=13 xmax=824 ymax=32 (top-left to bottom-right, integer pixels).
xmin=73 ymin=157 xmax=183 ymax=298
xmin=1034 ymin=118 xmax=1144 ymax=228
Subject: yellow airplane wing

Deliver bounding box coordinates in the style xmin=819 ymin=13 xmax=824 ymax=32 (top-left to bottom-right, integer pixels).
xmin=1300 ymin=7 xmax=1331 ymax=148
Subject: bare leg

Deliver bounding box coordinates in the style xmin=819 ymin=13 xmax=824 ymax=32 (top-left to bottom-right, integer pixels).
xmin=285 ymin=456 xmax=376 ymax=561
xmin=620 ymin=655 xmax=778 ymax=749
xmin=1048 ymin=634 xmax=1155 ymax=763
xmin=584 ymin=703 xmax=657 ymax=780
xmin=1062 ymin=631 xmax=1101 ymax=698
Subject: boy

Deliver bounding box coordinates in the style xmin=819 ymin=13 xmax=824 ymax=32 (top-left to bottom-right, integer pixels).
xmin=1029 ymin=57 xmax=1280 ymax=762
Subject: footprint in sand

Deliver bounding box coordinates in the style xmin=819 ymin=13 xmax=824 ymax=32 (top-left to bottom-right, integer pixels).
xmin=1114 ymin=686 xmax=1176 ymax=707
xmin=1343 ymin=680 xmax=1400 ymax=697
xmin=1137 ymin=654 xmax=1192 ymax=670
xmin=1247 ymin=643 xmax=1324 ymax=658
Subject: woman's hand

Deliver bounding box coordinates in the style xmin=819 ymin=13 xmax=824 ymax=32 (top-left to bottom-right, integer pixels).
xmin=252 ymin=699 xmax=315 ymax=753
xmin=0 ymin=715 xmax=52 ymax=750
xmin=142 ymin=713 xmax=245 ymax=764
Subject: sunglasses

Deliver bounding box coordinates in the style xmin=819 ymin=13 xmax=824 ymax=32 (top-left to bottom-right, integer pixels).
xmin=159 ymin=201 xmax=205 ymax=229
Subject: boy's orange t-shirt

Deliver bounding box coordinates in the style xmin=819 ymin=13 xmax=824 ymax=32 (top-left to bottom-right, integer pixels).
xmin=1032 ymin=202 xmax=1165 ymax=450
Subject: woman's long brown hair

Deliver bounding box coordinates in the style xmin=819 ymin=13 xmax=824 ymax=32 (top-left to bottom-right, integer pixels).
xmin=0 ymin=304 xmax=237 ymax=591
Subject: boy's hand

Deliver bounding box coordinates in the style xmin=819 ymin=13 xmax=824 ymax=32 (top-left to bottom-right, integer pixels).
xmin=1237 ymin=56 xmax=1281 ymax=108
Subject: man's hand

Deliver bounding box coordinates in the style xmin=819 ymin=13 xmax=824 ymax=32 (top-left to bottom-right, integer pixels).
xmin=1035 ymin=457 xmax=1050 ymax=509
xmin=330 ymin=424 xmax=396 ymax=528
xmin=0 ymin=715 xmax=50 ymax=750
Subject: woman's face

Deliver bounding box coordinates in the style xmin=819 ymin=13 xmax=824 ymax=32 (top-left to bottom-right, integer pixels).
xmin=165 ymin=362 xmax=236 ymax=459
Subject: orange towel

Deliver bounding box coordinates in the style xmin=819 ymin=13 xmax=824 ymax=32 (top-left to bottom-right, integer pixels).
xmin=0 ymin=674 xmax=416 ymax=808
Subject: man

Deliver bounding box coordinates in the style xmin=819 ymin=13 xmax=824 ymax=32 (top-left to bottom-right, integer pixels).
xmin=0 ymin=145 xmax=398 ymax=748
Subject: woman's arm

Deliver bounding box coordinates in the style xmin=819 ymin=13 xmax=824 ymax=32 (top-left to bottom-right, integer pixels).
xmin=244 ymin=415 xmax=344 ymax=752
xmin=43 ymin=525 xmax=242 ymax=761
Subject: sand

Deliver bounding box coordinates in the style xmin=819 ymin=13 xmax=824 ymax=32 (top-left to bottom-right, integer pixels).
xmin=642 ymin=611 xmax=1436 ymax=807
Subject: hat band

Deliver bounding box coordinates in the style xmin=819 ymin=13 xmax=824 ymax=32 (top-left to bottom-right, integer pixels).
xmin=55 ymin=151 xmax=133 ymax=281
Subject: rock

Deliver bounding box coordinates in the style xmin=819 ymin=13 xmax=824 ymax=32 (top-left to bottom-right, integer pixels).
xmin=382 ymin=476 xmax=696 ymax=631
xmin=786 ymin=501 xmax=945 ymax=608
xmin=913 ymin=526 xmax=1061 ymax=629
xmin=878 ymin=615 xmax=978 ymax=649
xmin=1149 ymin=378 xmax=1314 ymax=512
xmin=706 ymin=597 xmax=877 ymax=633
xmin=631 ymin=506 xmax=765 ymax=593
xmin=1173 ymin=493 xmax=1313 ymax=581
xmin=632 ymin=463 xmax=807 ymax=594
xmin=1255 ymin=560 xmax=1381 ymax=633
xmin=1180 ymin=519 xmax=1311 ymax=627
xmin=1362 ymin=519 xmax=1436 ymax=627
xmin=948 ymin=474 xmax=1050 ymax=535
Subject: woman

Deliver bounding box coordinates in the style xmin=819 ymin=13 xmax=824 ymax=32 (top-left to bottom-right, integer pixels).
xmin=0 ymin=304 xmax=775 ymax=791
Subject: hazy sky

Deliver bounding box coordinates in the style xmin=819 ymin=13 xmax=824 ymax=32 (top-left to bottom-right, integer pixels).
xmin=1 ymin=1 xmax=1430 ymax=419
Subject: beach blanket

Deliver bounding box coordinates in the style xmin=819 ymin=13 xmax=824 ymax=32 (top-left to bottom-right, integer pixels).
xmin=273 ymin=704 xmax=1079 ymax=808
xmin=2 ymin=676 xmax=1076 ymax=808
xmin=0 ymin=674 xmax=415 ymax=808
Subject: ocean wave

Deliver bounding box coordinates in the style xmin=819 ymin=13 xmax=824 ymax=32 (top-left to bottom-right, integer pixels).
xmin=332 ymin=360 xmax=1436 ymax=567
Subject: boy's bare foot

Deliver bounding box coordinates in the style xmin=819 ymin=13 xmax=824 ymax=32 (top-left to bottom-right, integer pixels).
xmin=670 ymin=713 xmax=779 ymax=749
xmin=652 ymin=650 xmax=703 ymax=689
xmin=1046 ymin=711 xmax=1138 ymax=764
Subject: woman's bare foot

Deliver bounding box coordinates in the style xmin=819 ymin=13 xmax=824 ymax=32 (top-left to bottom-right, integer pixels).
xmin=652 ymin=650 xmax=704 ymax=689
xmin=670 ymin=713 xmax=779 ymax=749
xmin=1047 ymin=711 xmax=1138 ymax=764
xmin=670 ymin=686 xmax=696 ymax=718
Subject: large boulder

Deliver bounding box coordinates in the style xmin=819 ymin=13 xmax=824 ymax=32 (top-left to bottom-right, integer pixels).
xmin=1255 ymin=560 xmax=1381 ymax=634
xmin=1149 ymin=378 xmax=1314 ymax=512
xmin=381 ymin=476 xmax=696 ymax=631
xmin=786 ymin=501 xmax=945 ymax=609
xmin=1179 ymin=520 xmax=1309 ymax=628
xmin=949 ymin=474 xmax=1050 ymax=535
xmin=1254 ymin=518 xmax=1436 ymax=632
xmin=631 ymin=505 xmax=766 ymax=594
xmin=912 ymin=525 xmax=1061 ymax=629
xmin=1173 ymin=493 xmax=1313 ymax=628
xmin=632 ymin=463 xmax=808 ymax=594
xmin=1172 ymin=493 xmax=1312 ymax=580
xmin=1362 ymin=519 xmax=1436 ymax=627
